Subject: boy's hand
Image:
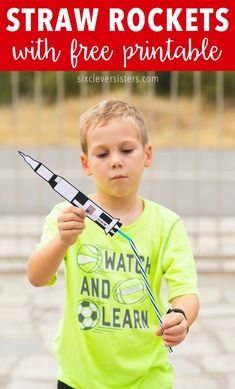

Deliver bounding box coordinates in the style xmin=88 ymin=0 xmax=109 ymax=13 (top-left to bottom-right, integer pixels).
xmin=156 ymin=311 xmax=188 ymax=348
xmin=57 ymin=206 xmax=86 ymax=247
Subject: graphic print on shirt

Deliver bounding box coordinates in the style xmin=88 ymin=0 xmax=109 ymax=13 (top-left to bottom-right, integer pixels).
xmin=76 ymin=244 xmax=152 ymax=332
xmin=77 ymin=244 xmax=103 ymax=273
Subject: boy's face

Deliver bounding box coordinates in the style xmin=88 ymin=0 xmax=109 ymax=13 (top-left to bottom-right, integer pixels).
xmin=80 ymin=119 xmax=152 ymax=200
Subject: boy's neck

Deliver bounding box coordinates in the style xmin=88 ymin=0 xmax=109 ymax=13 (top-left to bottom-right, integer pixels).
xmin=90 ymin=192 xmax=144 ymax=226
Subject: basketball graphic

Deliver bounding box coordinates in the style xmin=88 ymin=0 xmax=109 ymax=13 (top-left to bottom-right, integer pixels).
xmin=113 ymin=278 xmax=146 ymax=304
xmin=77 ymin=300 xmax=100 ymax=330
xmin=77 ymin=244 xmax=103 ymax=273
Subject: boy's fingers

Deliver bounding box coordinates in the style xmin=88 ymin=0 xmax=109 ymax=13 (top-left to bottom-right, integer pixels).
xmin=161 ymin=312 xmax=184 ymax=330
xmin=156 ymin=312 xmax=186 ymax=337
xmin=156 ymin=314 xmax=168 ymax=336
xmin=156 ymin=326 xmax=164 ymax=336
xmin=62 ymin=206 xmax=86 ymax=218
xmin=60 ymin=221 xmax=85 ymax=231
xmin=60 ymin=212 xmax=86 ymax=223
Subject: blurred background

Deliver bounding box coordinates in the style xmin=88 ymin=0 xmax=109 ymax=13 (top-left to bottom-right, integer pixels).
xmin=0 ymin=71 xmax=235 ymax=389
xmin=1 ymin=71 xmax=235 ymax=268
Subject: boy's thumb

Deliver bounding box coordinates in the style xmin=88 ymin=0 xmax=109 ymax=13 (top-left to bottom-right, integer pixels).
xmin=156 ymin=326 xmax=163 ymax=336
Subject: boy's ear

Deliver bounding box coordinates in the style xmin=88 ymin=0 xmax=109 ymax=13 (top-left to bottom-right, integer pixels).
xmin=80 ymin=153 xmax=93 ymax=176
xmin=144 ymin=144 xmax=152 ymax=168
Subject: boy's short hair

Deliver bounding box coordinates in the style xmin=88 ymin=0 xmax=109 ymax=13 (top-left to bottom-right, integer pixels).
xmin=80 ymin=99 xmax=148 ymax=154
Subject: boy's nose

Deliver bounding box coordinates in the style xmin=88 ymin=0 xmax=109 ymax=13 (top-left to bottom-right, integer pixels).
xmin=110 ymin=153 xmax=123 ymax=168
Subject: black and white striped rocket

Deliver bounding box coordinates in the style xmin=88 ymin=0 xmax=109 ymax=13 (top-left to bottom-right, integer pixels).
xmin=18 ymin=151 xmax=122 ymax=236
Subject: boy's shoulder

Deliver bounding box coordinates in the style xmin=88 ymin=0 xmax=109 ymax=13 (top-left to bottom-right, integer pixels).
xmin=47 ymin=201 xmax=70 ymax=220
xmin=52 ymin=200 xmax=70 ymax=211
xmin=144 ymin=198 xmax=181 ymax=225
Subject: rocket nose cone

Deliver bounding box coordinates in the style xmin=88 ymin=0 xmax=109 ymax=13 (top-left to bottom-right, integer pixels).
xmin=18 ymin=151 xmax=39 ymax=170
xmin=18 ymin=150 xmax=28 ymax=162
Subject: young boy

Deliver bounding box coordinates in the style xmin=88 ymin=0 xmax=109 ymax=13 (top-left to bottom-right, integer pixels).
xmin=28 ymin=99 xmax=199 ymax=389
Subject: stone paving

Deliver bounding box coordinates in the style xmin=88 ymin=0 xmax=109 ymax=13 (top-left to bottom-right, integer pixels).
xmin=0 ymin=272 xmax=235 ymax=389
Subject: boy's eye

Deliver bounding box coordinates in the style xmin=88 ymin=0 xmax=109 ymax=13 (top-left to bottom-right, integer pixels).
xmin=122 ymin=149 xmax=133 ymax=154
xmin=96 ymin=152 xmax=108 ymax=158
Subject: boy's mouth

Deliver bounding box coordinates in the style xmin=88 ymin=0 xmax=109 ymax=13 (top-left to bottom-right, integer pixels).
xmin=111 ymin=175 xmax=127 ymax=180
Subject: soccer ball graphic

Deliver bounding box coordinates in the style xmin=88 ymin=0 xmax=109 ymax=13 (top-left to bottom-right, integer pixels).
xmin=77 ymin=300 xmax=100 ymax=330
xmin=77 ymin=244 xmax=103 ymax=273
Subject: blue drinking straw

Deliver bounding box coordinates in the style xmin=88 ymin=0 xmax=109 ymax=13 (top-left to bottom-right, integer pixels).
xmin=117 ymin=229 xmax=173 ymax=353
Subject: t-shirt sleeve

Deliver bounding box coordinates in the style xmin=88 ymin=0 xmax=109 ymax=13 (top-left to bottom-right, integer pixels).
xmin=36 ymin=205 xmax=60 ymax=249
xmin=161 ymin=218 xmax=199 ymax=302
xmin=35 ymin=203 xmax=67 ymax=285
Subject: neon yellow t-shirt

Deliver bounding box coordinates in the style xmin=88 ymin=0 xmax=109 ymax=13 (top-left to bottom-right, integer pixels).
xmin=37 ymin=198 xmax=198 ymax=389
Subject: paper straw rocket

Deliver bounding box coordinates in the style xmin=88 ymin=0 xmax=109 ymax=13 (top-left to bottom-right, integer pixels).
xmin=18 ymin=151 xmax=121 ymax=236
xmin=19 ymin=151 xmax=172 ymax=352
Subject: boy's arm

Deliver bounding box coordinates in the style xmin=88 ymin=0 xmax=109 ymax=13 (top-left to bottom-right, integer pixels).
xmin=27 ymin=206 xmax=86 ymax=287
xmin=171 ymin=293 xmax=199 ymax=327
xmin=27 ymin=235 xmax=70 ymax=287
xmin=159 ymin=218 xmax=199 ymax=348
xmin=156 ymin=294 xmax=199 ymax=348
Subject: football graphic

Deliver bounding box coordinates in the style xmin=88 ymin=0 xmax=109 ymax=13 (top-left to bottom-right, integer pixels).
xmin=77 ymin=300 xmax=100 ymax=330
xmin=113 ymin=278 xmax=146 ymax=304
xmin=77 ymin=244 xmax=103 ymax=273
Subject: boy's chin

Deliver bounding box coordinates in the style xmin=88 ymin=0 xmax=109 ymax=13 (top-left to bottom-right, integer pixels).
xmin=109 ymin=189 xmax=133 ymax=199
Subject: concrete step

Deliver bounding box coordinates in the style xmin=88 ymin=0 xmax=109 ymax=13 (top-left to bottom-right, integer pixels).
xmin=0 ymin=216 xmax=235 ymax=273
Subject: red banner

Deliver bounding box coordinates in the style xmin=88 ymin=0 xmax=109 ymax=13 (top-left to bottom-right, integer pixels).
xmin=0 ymin=0 xmax=234 ymax=70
